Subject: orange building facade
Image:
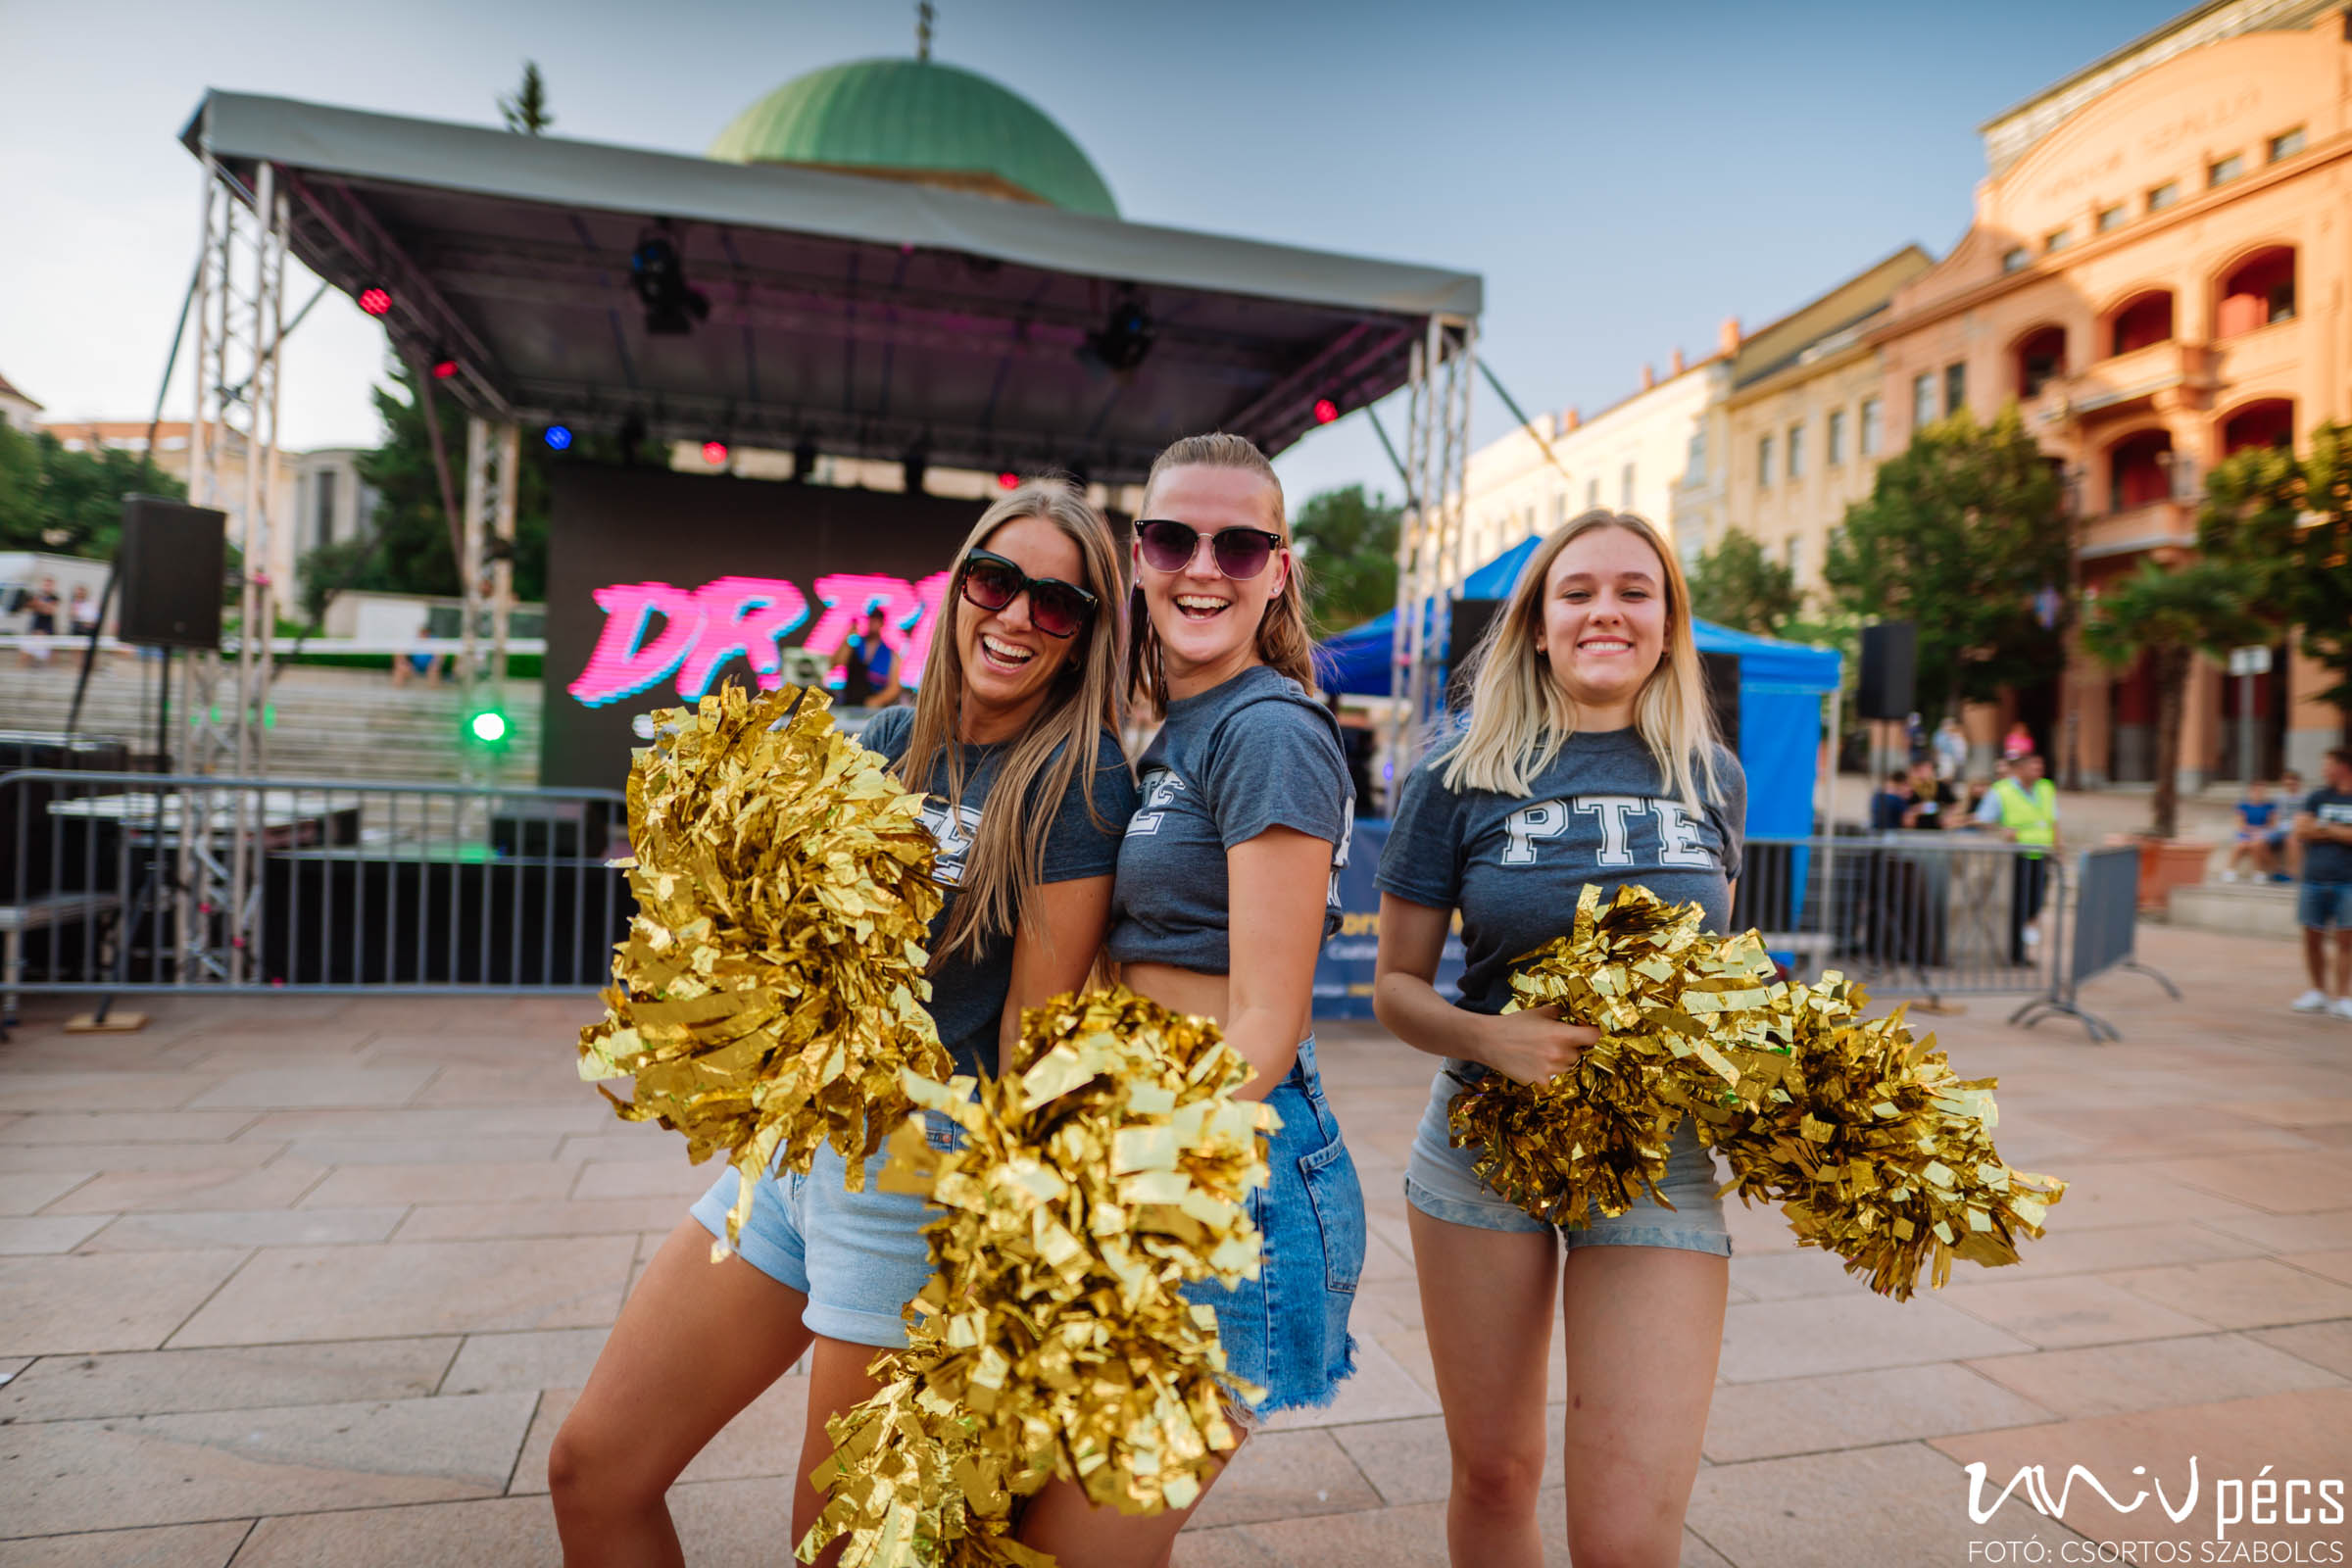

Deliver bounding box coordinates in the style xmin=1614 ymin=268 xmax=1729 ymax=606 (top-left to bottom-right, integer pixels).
xmin=1872 ymin=9 xmax=2349 ymax=786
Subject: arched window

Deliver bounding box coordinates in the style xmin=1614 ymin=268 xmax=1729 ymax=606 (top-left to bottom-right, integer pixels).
xmin=2013 ymin=325 xmax=2067 ymax=398
xmin=2106 ymin=291 xmax=2174 ymax=357
xmin=2107 ymin=428 xmax=2173 ymax=512
xmin=2216 ymin=247 xmax=2295 ymax=338
xmin=2220 ymin=399 xmax=2294 ymax=457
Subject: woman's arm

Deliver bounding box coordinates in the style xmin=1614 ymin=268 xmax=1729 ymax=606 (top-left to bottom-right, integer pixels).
xmin=996 ymin=874 xmax=1115 ymax=1074
xmin=1372 ymin=894 xmax=1591 ymax=1085
xmin=1220 ymin=826 xmax=1337 ymax=1102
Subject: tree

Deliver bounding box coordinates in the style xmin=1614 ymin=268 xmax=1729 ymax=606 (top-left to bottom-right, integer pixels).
xmin=1687 ymin=527 xmax=1799 ymax=636
xmin=2196 ymin=422 xmax=2352 ymax=740
xmin=2082 ymin=559 xmax=2274 ymax=841
xmin=499 ymin=62 xmax=554 ymax=135
xmin=0 ymin=422 xmax=182 ymax=557
xmin=348 ymin=358 xmax=551 ymax=604
xmin=1824 ymin=407 xmax=2073 ymax=719
xmin=1291 ymin=484 xmax=1399 ymax=634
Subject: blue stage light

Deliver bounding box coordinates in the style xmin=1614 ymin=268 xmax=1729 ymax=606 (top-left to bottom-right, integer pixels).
xmin=545 ymin=425 xmax=572 ymax=451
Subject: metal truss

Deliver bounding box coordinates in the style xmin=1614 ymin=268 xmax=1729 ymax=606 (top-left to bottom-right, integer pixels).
xmin=1387 ymin=316 xmax=1477 ymax=776
xmin=461 ymin=416 xmax=520 ymax=787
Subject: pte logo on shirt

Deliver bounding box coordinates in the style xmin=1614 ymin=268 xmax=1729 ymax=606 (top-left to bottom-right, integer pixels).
xmin=1128 ymin=769 xmax=1186 ymax=838
xmin=917 ymin=799 xmax=985 ymax=887
xmin=1501 ymin=794 xmax=1718 ymax=870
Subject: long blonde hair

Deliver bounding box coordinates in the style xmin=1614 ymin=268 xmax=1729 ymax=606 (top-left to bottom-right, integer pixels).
xmin=896 ymin=478 xmax=1128 ymax=966
xmin=1126 ymin=432 xmax=1317 ymax=711
xmin=1440 ymin=509 xmax=1721 ymax=808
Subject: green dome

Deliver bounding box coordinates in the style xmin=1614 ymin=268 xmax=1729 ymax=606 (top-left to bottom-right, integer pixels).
xmin=710 ymin=59 xmax=1117 ymax=219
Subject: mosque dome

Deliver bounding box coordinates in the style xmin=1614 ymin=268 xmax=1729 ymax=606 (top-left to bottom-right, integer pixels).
xmin=708 ymin=58 xmax=1118 ymax=219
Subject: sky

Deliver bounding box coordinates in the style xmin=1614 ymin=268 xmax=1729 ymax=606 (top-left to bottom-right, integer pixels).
xmin=0 ymin=0 xmax=2190 ymax=504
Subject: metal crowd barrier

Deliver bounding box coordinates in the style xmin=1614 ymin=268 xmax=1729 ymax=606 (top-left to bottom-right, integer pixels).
xmin=1 ymin=769 xmax=629 ymax=1019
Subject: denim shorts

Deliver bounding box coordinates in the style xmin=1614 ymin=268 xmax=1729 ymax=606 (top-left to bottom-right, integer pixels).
xmin=2300 ymin=882 xmax=2352 ymax=931
xmin=1404 ymin=1064 xmax=1732 ymax=1256
xmin=1186 ymin=1036 xmax=1366 ymax=1416
xmin=687 ymin=1111 xmax=962 ymax=1348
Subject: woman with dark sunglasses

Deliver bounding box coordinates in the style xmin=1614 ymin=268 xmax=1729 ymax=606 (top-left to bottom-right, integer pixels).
xmin=1012 ymin=434 xmax=1365 ymax=1566
xmin=551 ymin=479 xmax=1138 ymax=1568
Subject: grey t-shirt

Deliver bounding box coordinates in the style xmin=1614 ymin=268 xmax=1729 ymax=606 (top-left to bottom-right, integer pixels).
xmin=863 ymin=707 xmax=1139 ymax=1077
xmin=1376 ymin=729 xmax=1746 ymax=1018
xmin=1105 ymin=664 xmax=1351 ymax=974
xmin=2302 ymin=787 xmax=2352 ymax=884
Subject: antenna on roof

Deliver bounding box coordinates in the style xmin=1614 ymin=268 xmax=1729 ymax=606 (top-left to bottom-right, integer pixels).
xmin=916 ymin=1 xmax=935 ymax=60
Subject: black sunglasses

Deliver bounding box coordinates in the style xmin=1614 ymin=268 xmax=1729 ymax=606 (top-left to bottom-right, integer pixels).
xmin=956 ymin=548 xmax=1099 ymax=640
xmin=1135 ymin=518 xmax=1286 ymax=580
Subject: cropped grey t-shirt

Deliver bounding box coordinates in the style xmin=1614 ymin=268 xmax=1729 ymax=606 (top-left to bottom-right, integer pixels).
xmin=1105 ymin=664 xmax=1351 ymax=975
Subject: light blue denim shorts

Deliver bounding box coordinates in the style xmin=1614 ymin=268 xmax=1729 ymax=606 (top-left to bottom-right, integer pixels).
xmin=688 ymin=1113 xmax=961 ymax=1348
xmin=1403 ymin=1064 xmax=1732 ymax=1255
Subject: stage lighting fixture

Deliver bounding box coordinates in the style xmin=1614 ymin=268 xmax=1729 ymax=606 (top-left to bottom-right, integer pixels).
xmin=1085 ymin=289 xmax=1154 ymax=373
xmin=465 ymin=707 xmax=511 ymax=748
xmin=544 ymin=424 xmax=572 ymax=451
xmin=1313 ymin=398 xmax=1341 ymax=424
xmin=997 ymin=470 xmax=1020 ymax=490
xmin=619 ymin=412 xmax=648 ymax=467
xmin=792 ymin=434 xmax=818 ymax=483
xmin=702 ymin=440 xmax=729 ymax=466
xmin=430 ymin=356 xmax=459 ymax=380
xmin=901 ymin=438 xmax=930 ymax=495
xmin=629 ymin=225 xmax=710 ymax=336
xmin=358 ymin=287 xmax=391 ymax=317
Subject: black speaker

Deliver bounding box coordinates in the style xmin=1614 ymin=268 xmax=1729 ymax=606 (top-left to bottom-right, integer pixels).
xmin=1857 ymin=620 xmax=1918 ymax=721
xmin=1701 ymin=650 xmax=1740 ymax=751
xmin=117 ymin=496 xmax=226 ymax=651
xmin=1445 ymin=597 xmax=1506 ymax=709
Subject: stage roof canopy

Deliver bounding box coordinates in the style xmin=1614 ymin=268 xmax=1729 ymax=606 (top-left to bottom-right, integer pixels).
xmin=183 ymin=91 xmax=1483 ymax=484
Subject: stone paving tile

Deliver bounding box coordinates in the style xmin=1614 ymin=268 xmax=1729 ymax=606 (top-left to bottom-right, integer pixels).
xmin=2283 ymin=1249 xmax=2352 ymax=1285
xmin=281 ymin=1135 xmax=564 ymax=1167
xmin=0 ymin=1111 xmax=258 ymax=1145
xmin=1172 ymin=1526 xmax=1284 ymax=1567
xmin=0 ymin=1072 xmax=220 ymax=1113
xmin=1261 ymin=1338 xmax=1443 ymax=1431
xmin=228 ymin=1105 xmax=611 ymax=1143
xmin=1726 ymin=1248 xmax=1872 ymax=1301
xmin=0 ymin=1141 xmax=286 ymax=1174
xmin=0 ymin=1171 xmax=92 ymax=1214
xmin=44 ymin=1163 xmax=325 ymax=1216
xmin=183 ymin=1067 xmax=435 ymax=1111
xmin=0 ymin=1250 xmax=249 ymax=1357
xmin=1689 ymin=1441 xmax=2088 ymax=1565
xmin=2102 ymin=1256 xmax=2352 ymax=1330
xmin=0 ymin=1214 xmax=110 ymax=1254
xmin=1332 ymin=1409 xmax=1565 ymax=1506
xmin=0 ymin=1340 xmax=460 ymax=1423
xmin=76 ymin=1207 xmax=408 ymax=1251
xmin=1931 ymin=1389 xmax=2352 ymax=1552
xmin=2033 ymin=1104 xmax=2321 ymax=1159
xmin=1718 ymin=1294 xmax=2034 ymax=1383
xmin=411 ymin=1063 xmax=589 ymax=1108
xmin=0 ymin=1521 xmax=253 ymax=1568
xmin=1190 ymin=1428 xmax=1383 ymax=1529
xmin=550 ymin=1131 xmax=680 ymax=1163
xmin=1701 ymin=1364 xmax=2055 ymax=1462
xmin=2198 ymin=1207 xmax=2352 ymax=1252
xmin=439 ymin=1330 xmax=611 ymax=1396
xmin=2249 ymin=1320 xmax=2352 ymax=1378
xmin=0 ymin=1392 xmax=536 ymax=1536
xmin=1993 ymin=1220 xmax=2266 ymax=1276
xmin=567 ymin=1158 xmax=718 ymax=1200
xmin=1934 ymin=1274 xmax=2219 ymax=1348
xmin=2024 ymin=1160 xmax=2270 ymax=1230
xmin=224 ymin=1494 xmax=557 ymax=1567
xmin=390 ymin=1195 xmax=690 ymax=1242
xmin=171 ymin=1237 xmax=634 ymax=1347
xmin=1965 ymin=1331 xmax=2347 ymax=1420
xmin=2226 ymin=1097 xmax=2352 ymax=1129
xmin=295 ymin=1159 xmax=578 ymax=1209
xmin=2139 ymin=1150 xmax=2352 ymax=1215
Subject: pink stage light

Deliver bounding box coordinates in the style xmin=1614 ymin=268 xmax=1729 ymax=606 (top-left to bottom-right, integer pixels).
xmin=358 ymin=287 xmax=391 ymax=317
xmin=702 ymin=441 xmax=729 ymax=466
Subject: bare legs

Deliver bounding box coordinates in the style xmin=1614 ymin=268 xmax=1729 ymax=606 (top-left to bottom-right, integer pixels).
xmin=1014 ymin=1428 xmax=1235 ymax=1568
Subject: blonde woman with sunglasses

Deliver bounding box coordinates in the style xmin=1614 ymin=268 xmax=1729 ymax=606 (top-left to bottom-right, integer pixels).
xmin=1012 ymin=433 xmax=1365 ymax=1566
xmin=551 ymin=479 xmax=1138 ymax=1568
xmin=1374 ymin=510 xmax=1745 ymax=1568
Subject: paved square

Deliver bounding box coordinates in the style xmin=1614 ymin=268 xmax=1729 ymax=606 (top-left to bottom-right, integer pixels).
xmin=1 ymin=922 xmax=2346 ymax=1566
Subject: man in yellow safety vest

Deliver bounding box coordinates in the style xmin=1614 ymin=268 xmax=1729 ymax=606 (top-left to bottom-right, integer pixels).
xmin=1977 ymin=750 xmax=2060 ymax=962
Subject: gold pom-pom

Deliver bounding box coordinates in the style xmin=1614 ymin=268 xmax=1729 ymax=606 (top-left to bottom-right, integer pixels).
xmin=799 ymin=987 xmax=1275 ymax=1567
xmin=1453 ymin=883 xmax=2064 ymax=1298
xmin=575 ymin=684 xmax=949 ymax=1253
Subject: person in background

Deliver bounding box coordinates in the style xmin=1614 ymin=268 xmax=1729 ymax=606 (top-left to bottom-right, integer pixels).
xmin=17 ymin=575 xmax=58 ymax=667
xmin=2270 ymin=769 xmax=2305 ymax=881
xmin=2226 ymin=778 xmax=2279 ymax=882
xmin=1934 ymin=715 xmax=1969 ymax=783
xmin=1958 ymin=776 xmax=1991 ymax=827
xmin=2289 ymin=748 xmax=2352 ymax=1018
xmin=1902 ymin=759 xmax=1956 ymax=830
xmin=390 ymin=621 xmax=439 ymax=687
xmin=2001 ymin=720 xmax=2034 ymax=763
xmin=1979 ymin=750 xmax=2058 ymax=960
xmin=1869 ymin=768 xmax=1913 ymax=831
xmin=839 ymin=605 xmax=904 ymax=708
xmin=69 ymin=584 xmax=98 ymax=637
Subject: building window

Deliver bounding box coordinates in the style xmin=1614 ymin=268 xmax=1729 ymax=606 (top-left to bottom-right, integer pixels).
xmin=1619 ymin=463 xmax=1635 ymax=510
xmin=2015 ymin=324 xmax=2066 ymax=398
xmin=2109 ymin=290 xmax=2175 ymax=355
xmin=1684 ymin=426 xmax=1708 ymax=484
xmin=1912 ymin=372 xmax=1936 ymax=430
xmin=2217 ymin=246 xmax=2296 ymax=335
xmin=1757 ymin=435 xmax=1774 ymax=488
xmin=313 ymin=468 xmax=338 ymax=548
xmin=1552 ymin=491 xmax=1569 ymax=528
xmin=1944 ymin=362 xmax=1967 ymax=417
xmin=2043 ymin=227 xmax=2072 ymax=254
xmin=2146 ymin=180 xmax=2179 ymax=212
xmin=1828 ymin=409 xmax=1846 ymax=466
xmin=2096 ymin=205 xmax=2125 ymax=232
xmin=1859 ymin=397 xmax=1882 ymax=456
xmin=1787 ymin=423 xmax=1805 ymax=480
xmin=1586 ymin=477 xmax=1598 ymax=509
xmin=2269 ymin=126 xmax=2305 ymax=163
xmin=2208 ymin=153 xmax=2243 ymax=187
xmin=2001 ymin=247 xmax=2029 ymax=273
xmin=1784 ymin=534 xmax=1802 ymax=583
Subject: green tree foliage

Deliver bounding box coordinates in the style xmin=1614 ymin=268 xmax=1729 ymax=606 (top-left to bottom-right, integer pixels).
xmin=1291 ymin=484 xmax=1398 ymax=634
xmin=2082 ymin=559 xmax=2274 ymax=841
xmin=1687 ymin=527 xmax=1799 ymax=636
xmin=499 ymin=62 xmax=554 ymax=135
xmin=1824 ymin=408 xmax=2073 ymax=720
xmin=2196 ymin=421 xmax=2352 ymax=734
xmin=0 ymin=422 xmax=183 ymax=557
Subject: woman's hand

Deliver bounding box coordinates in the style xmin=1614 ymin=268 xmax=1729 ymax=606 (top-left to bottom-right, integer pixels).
xmin=1474 ymin=1005 xmax=1595 ymax=1086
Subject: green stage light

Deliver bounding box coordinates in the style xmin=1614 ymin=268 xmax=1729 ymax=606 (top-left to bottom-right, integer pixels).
xmin=466 ymin=709 xmax=511 ymax=747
